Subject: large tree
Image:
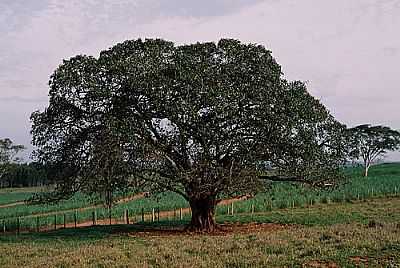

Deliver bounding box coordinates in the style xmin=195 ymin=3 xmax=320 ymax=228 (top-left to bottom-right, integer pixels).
xmin=31 ymin=39 xmax=346 ymax=231
xmin=347 ymin=125 xmax=400 ymax=177
xmin=0 ymin=138 xmax=25 ymax=187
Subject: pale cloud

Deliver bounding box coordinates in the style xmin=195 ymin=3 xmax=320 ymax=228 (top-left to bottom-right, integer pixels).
xmin=0 ymin=0 xmax=399 ymax=160
xmin=131 ymin=0 xmax=400 ymax=130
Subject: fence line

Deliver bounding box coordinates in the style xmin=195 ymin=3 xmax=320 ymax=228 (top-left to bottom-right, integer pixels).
xmin=1 ymin=186 xmax=399 ymax=235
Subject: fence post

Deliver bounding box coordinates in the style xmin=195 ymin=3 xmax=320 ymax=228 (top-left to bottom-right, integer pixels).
xmin=92 ymin=211 xmax=97 ymax=226
xmin=174 ymin=207 xmax=177 ymax=220
xmin=3 ymin=220 xmax=6 ymax=233
xmin=251 ymin=204 xmax=255 ymax=214
xmin=231 ymin=203 xmax=234 ymax=216
xmin=157 ymin=208 xmax=160 ymax=222
xmin=152 ymin=208 xmax=155 ymax=222
xmin=125 ymin=209 xmax=129 ymax=225
xmin=54 ymin=215 xmax=57 ymax=230
xmin=36 ymin=217 xmax=40 ymax=233
xmin=63 ymin=214 xmax=66 ymax=229
xmin=141 ymin=208 xmax=145 ymax=222
xmin=17 ymin=218 xmax=20 ymax=235
xmin=179 ymin=208 xmax=183 ymax=220
xmin=108 ymin=207 xmax=112 ymax=225
xmin=74 ymin=211 xmax=77 ymax=229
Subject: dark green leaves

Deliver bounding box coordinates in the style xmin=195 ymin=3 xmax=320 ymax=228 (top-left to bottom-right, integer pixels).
xmin=31 ymin=38 xmax=348 ymax=203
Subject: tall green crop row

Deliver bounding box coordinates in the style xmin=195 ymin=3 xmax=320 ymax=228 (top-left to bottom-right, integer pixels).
xmin=1 ymin=163 xmax=399 ymax=233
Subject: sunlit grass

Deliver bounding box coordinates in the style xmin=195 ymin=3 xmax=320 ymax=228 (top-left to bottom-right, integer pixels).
xmin=1 ymin=197 xmax=400 ymax=267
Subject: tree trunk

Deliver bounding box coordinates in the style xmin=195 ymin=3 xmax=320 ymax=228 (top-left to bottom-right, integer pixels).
xmin=364 ymin=161 xmax=370 ymax=177
xmin=188 ymin=196 xmax=217 ymax=232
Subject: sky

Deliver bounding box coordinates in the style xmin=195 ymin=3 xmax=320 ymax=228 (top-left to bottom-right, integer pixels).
xmin=0 ymin=0 xmax=399 ymax=161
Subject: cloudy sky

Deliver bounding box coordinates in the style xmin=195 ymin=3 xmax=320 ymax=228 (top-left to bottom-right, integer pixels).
xmin=0 ymin=0 xmax=399 ymax=161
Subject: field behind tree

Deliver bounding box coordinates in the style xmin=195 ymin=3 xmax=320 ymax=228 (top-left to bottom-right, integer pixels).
xmin=1 ymin=163 xmax=400 ymax=232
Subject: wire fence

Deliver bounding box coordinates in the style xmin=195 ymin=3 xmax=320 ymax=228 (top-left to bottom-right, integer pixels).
xmin=1 ymin=186 xmax=399 ymax=235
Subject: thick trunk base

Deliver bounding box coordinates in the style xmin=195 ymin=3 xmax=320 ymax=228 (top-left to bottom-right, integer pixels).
xmin=187 ymin=197 xmax=217 ymax=233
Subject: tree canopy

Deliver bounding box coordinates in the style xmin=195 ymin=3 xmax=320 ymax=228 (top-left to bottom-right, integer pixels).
xmin=31 ymin=38 xmax=347 ymax=231
xmin=347 ymin=124 xmax=400 ymax=177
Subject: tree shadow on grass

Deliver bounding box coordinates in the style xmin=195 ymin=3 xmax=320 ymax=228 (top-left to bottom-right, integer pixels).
xmin=0 ymin=220 xmax=189 ymax=243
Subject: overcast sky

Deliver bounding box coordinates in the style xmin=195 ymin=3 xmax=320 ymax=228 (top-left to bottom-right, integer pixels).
xmin=0 ymin=0 xmax=399 ymax=161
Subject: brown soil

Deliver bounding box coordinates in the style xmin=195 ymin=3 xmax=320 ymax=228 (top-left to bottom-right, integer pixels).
xmin=0 ymin=201 xmax=25 ymax=208
xmin=302 ymin=260 xmax=339 ymax=268
xmin=127 ymin=222 xmax=288 ymax=237
xmin=349 ymin=256 xmax=369 ymax=265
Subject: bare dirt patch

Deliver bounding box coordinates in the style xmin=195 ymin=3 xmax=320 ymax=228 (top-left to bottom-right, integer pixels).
xmin=349 ymin=256 xmax=369 ymax=266
xmin=127 ymin=222 xmax=289 ymax=237
xmin=302 ymin=260 xmax=339 ymax=268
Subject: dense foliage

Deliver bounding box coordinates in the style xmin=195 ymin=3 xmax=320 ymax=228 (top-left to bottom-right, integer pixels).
xmin=31 ymin=38 xmax=347 ymax=231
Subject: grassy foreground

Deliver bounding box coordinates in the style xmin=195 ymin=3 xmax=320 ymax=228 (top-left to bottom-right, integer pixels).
xmin=1 ymin=198 xmax=400 ymax=267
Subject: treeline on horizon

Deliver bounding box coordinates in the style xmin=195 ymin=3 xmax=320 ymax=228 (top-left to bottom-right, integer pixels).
xmin=0 ymin=162 xmax=55 ymax=188
xmin=0 ymin=160 xmax=393 ymax=189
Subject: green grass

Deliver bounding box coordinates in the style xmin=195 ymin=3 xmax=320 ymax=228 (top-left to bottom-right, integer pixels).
xmin=1 ymin=163 xmax=399 ymax=266
xmin=0 ymin=187 xmax=47 ymax=194
xmin=0 ymin=192 xmax=32 ymax=206
xmin=219 ymin=197 xmax=400 ymax=226
xmin=1 ymin=197 xmax=400 ymax=267
xmin=0 ymin=192 xmax=96 ymax=219
xmin=216 ymin=163 xmax=400 ymax=215
xmin=0 ymin=187 xmax=48 ymax=205
xmin=1 ymin=163 xmax=400 ymax=232
xmin=0 ymin=192 xmax=188 ymax=231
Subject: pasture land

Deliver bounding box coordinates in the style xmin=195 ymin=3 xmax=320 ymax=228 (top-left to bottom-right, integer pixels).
xmin=1 ymin=163 xmax=400 ymax=232
xmin=0 ymin=187 xmax=47 ymax=206
xmin=0 ymin=197 xmax=399 ymax=267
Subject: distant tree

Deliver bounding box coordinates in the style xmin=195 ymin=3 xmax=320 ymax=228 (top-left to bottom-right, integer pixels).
xmin=31 ymin=38 xmax=347 ymax=232
xmin=0 ymin=138 xmax=25 ymax=187
xmin=347 ymin=125 xmax=400 ymax=177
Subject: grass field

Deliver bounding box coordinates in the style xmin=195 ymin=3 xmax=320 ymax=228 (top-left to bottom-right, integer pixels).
xmin=1 ymin=163 xmax=400 ymax=232
xmin=0 ymin=187 xmax=48 ymax=206
xmin=0 ymin=197 xmax=399 ymax=267
xmin=0 ymin=164 xmax=399 ymax=267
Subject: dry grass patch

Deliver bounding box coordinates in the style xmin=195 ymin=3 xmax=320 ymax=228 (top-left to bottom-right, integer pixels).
xmin=1 ymin=222 xmax=399 ymax=267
